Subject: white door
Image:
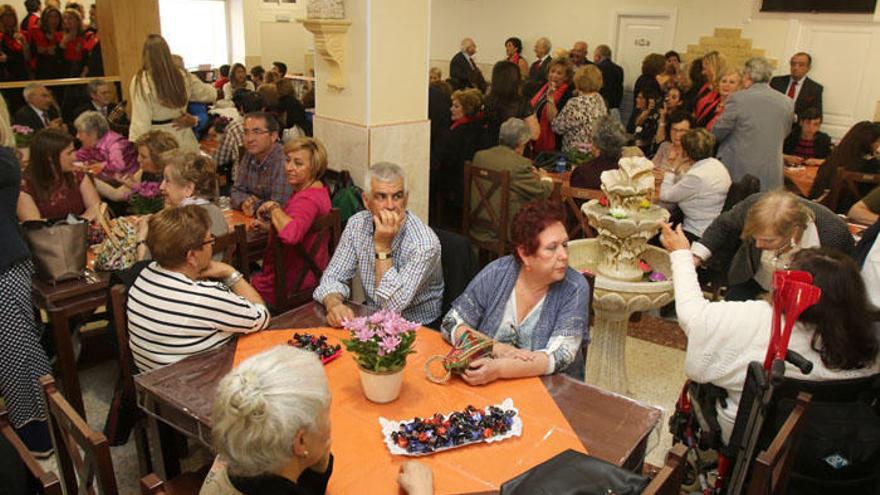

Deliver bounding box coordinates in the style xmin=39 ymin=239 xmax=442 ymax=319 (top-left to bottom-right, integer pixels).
xmin=614 ymin=12 xmax=676 ymax=121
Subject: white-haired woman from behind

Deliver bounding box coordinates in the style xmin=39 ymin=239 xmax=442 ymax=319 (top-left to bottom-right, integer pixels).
xmin=200 ymin=346 xmax=434 ymax=495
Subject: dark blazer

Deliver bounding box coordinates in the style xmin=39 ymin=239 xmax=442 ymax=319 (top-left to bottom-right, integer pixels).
xmin=12 ymin=104 xmax=58 ymax=131
xmin=597 ymin=58 xmax=624 ymax=110
xmin=528 ymin=56 xmax=552 ymax=85
xmin=0 ymin=147 xmax=29 ymax=272
xmin=72 ymin=101 xmax=121 ymax=120
xmin=449 ymin=51 xmax=479 ymax=90
xmin=770 ymin=75 xmax=823 ymax=118
xmin=698 ymin=192 xmax=854 ymax=287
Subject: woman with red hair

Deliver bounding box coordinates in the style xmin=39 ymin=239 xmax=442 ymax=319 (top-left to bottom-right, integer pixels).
xmin=440 ymin=199 xmax=591 ymax=384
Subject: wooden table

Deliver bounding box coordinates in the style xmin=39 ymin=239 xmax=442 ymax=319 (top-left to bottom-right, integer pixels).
xmin=32 ymin=272 xmax=111 ymax=419
xmin=223 ymin=209 xmax=268 ymax=263
xmin=784 ymin=166 xmax=819 ymax=197
xmin=135 ymin=302 xmax=662 ymax=487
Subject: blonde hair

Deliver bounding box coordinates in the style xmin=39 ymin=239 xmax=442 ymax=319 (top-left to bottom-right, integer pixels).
xmin=284 ymin=137 xmax=328 ymax=182
xmin=742 ymin=191 xmax=815 ymax=242
xmin=573 ymin=65 xmax=603 ymax=93
xmin=135 ymin=130 xmax=179 ymax=169
xmin=211 ymin=346 xmax=330 ymax=477
xmin=451 ymin=88 xmax=482 ymax=117
xmin=163 ymin=151 xmax=218 ymax=200
xmin=146 ymin=205 xmax=210 ymax=268
xmin=0 ymin=91 xmax=15 ymax=148
xmin=702 ymin=51 xmax=728 ymax=88
xmin=135 ymin=34 xmax=188 ymax=109
xmin=548 ymin=56 xmax=575 ymax=82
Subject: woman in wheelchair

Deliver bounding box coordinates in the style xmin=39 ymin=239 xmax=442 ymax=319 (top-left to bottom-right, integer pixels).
xmin=661 ymin=223 xmax=880 ymax=444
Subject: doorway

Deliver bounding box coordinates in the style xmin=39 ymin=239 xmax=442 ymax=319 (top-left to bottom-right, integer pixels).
xmin=613 ymin=10 xmax=677 ymax=125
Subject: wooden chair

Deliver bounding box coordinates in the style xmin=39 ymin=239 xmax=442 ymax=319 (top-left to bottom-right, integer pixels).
xmin=272 ymin=208 xmax=342 ymax=312
xmin=745 ymin=392 xmax=812 ymax=495
xmin=826 ymin=168 xmax=880 ymax=213
xmin=0 ymin=407 xmax=63 ymax=495
xmin=214 ymin=224 xmax=250 ymax=278
xmin=561 ymin=184 xmax=603 ymax=239
xmin=41 ymin=374 xmax=119 ymax=495
xmin=140 ymin=472 xmax=205 ymax=495
xmin=109 ymin=284 xmax=153 ymax=478
xmin=642 ymin=443 xmax=688 ymax=495
xmin=462 ymin=163 xmax=511 ymax=265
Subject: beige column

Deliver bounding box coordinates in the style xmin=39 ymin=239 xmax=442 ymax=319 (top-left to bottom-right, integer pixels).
xmin=307 ymin=0 xmax=431 ymax=219
xmin=96 ymin=0 xmax=161 ymax=102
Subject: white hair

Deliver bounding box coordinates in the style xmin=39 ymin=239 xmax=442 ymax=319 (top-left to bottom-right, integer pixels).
xmin=22 ymin=83 xmax=44 ymax=102
xmin=365 ymin=161 xmax=407 ymax=193
xmin=74 ymin=111 xmax=110 ymax=138
xmin=499 ymin=118 xmax=531 ymax=149
xmin=537 ymin=37 xmax=552 ymax=51
xmin=211 ymin=346 xmax=330 ymax=477
xmin=744 ymin=57 xmax=773 ymax=84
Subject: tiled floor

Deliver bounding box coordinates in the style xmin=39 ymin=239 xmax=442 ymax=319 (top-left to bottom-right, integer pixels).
xmin=32 ymin=314 xmax=688 ymax=493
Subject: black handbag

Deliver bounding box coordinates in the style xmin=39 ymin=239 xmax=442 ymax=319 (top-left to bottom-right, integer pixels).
xmin=500 ymin=449 xmax=648 ymax=495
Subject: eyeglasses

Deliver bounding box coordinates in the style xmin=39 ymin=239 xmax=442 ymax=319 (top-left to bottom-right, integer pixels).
xmin=243 ymin=128 xmax=270 ymax=136
xmin=193 ymin=236 xmax=216 ymax=250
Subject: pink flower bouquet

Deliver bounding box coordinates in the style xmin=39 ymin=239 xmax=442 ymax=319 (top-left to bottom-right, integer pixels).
xmin=129 ymin=181 xmax=164 ymax=214
xmin=342 ymin=310 xmax=419 ymax=372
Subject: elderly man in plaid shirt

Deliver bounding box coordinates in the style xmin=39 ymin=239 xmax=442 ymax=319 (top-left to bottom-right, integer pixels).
xmin=313 ymin=162 xmax=444 ymax=327
xmin=230 ymin=111 xmax=292 ymax=216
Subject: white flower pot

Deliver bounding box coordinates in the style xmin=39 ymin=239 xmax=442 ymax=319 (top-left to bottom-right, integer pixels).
xmin=358 ymin=366 xmax=404 ymax=403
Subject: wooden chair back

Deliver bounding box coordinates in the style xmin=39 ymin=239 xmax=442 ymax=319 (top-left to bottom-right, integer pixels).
xmin=826 ymin=168 xmax=880 ymax=212
xmin=41 ymin=375 xmax=119 ymax=495
xmin=462 ymin=163 xmax=511 ymax=262
xmin=642 ymin=443 xmax=688 ymax=495
xmin=561 ymin=184 xmax=603 ymax=239
xmin=108 ymin=283 xmax=153 ymax=477
xmin=214 ymin=224 xmax=250 ymax=278
xmin=746 ymin=392 xmax=812 ymax=495
xmin=0 ymin=407 xmax=63 ymax=495
xmin=273 ymin=208 xmax=342 ymax=312
xmin=140 ymin=473 xmax=169 ymax=495
xmin=140 ymin=471 xmax=204 ymax=495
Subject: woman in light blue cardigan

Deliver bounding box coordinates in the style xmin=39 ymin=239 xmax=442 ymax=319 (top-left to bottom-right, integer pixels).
xmin=441 ymin=199 xmax=591 ymax=384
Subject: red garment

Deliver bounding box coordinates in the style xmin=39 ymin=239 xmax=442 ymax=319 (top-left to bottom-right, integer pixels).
xmin=252 ymin=186 xmax=332 ymax=307
xmin=21 ymin=171 xmax=87 ymax=219
xmin=23 ymin=13 xmax=39 ymax=41
xmin=0 ymin=31 xmax=24 ymax=54
xmin=694 ymin=83 xmax=720 ymax=127
xmin=508 ymin=53 xmax=522 ymax=65
xmin=214 ymin=76 xmax=229 ymax=90
xmin=530 ymin=81 xmax=570 ymax=153
xmin=31 ymin=29 xmax=62 ymax=51
xmin=450 ymin=111 xmax=484 ymax=130
xmin=82 ymin=30 xmax=98 ymax=52
xmin=786 ymin=80 xmax=798 ymax=98
xmin=62 ymin=34 xmax=85 ymax=62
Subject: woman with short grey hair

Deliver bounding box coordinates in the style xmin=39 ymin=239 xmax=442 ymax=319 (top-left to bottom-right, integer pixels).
xmin=74 ymin=110 xmax=139 ymax=186
xmin=200 ymin=345 xmax=434 ymax=495
xmin=658 ymin=128 xmax=732 ymax=241
xmin=569 ymin=115 xmax=630 ymax=190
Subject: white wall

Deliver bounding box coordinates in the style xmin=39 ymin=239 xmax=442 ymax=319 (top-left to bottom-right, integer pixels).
xmin=235 ymin=0 xmax=314 ymax=74
xmin=430 ymin=0 xmax=880 ymax=138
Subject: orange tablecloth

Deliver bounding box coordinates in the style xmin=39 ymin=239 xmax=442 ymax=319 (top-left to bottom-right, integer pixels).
xmin=234 ymin=328 xmax=587 ymax=494
xmin=223 ymin=209 xmax=256 ymax=231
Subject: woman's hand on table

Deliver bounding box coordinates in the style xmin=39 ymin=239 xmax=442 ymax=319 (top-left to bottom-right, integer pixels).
xmin=398 ymin=461 xmax=434 ymax=495
xmin=241 ymin=195 xmax=259 ymax=217
xmin=462 ymin=357 xmax=503 ymax=386
xmin=492 ymin=341 xmax=533 ymax=361
xmin=660 ymin=222 xmax=690 ymax=252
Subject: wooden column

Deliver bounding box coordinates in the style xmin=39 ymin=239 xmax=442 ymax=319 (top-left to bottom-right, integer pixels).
xmin=96 ymin=0 xmax=161 ymax=102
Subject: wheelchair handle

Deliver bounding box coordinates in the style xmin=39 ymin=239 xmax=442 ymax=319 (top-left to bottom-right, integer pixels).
xmin=786 ymin=350 xmax=813 ymax=375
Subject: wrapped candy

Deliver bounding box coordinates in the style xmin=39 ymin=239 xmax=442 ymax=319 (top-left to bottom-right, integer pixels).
xmin=287 ymin=332 xmax=342 ymax=364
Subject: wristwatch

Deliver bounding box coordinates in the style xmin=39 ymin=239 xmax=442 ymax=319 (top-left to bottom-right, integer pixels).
xmin=375 ymin=251 xmax=392 ymax=260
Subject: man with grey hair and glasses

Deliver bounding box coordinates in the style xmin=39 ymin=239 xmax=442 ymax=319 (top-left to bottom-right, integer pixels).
xmin=469 ymin=118 xmax=553 ymax=244
xmin=313 ymin=162 xmax=443 ymax=327
xmin=712 ymin=57 xmax=794 ymax=192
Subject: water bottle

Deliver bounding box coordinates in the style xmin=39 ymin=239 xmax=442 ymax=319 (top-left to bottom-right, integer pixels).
xmin=555 ymin=156 xmax=567 ymax=173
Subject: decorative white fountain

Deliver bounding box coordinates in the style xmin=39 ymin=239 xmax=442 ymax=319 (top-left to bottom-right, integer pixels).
xmin=567 ymin=157 xmax=674 ymax=394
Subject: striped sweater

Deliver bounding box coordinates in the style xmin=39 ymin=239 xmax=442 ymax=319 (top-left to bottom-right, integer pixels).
xmin=127 ymin=262 xmax=270 ymax=372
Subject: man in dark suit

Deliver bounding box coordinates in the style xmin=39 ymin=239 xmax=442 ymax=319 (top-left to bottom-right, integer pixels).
xmin=73 ymin=79 xmax=118 ymax=119
xmin=770 ymin=52 xmax=823 ymax=119
xmin=13 ymin=83 xmax=62 ymax=132
xmin=449 ymin=38 xmax=483 ymax=91
xmin=528 ymin=37 xmax=552 ymax=86
xmin=594 ymin=44 xmax=624 ymax=118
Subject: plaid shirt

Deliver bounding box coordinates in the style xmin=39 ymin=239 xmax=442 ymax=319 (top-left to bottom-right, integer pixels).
xmin=213 ymin=117 xmax=244 ymax=178
xmin=230 ymin=142 xmax=292 ymax=211
xmin=313 ymin=210 xmax=444 ymax=325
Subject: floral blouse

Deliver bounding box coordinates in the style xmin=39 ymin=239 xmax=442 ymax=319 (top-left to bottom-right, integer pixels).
xmin=551 ymin=92 xmax=607 ymax=153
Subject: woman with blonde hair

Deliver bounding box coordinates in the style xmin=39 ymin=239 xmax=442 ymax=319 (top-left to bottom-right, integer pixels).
xmin=694 ymin=51 xmax=727 ymax=128
xmin=552 ymin=64 xmax=607 ymax=153
xmin=705 ymin=67 xmax=742 ymax=130
xmin=250 ymin=137 xmax=332 ymax=308
xmin=692 ymin=190 xmax=855 ymax=300
xmin=129 ymin=34 xmax=216 ymax=152
xmin=530 ymin=57 xmax=575 ymax=154
xmin=60 ymin=7 xmax=85 ymax=76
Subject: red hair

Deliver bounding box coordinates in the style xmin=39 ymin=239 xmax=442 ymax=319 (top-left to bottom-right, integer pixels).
xmin=510 ymin=199 xmax=566 ymax=263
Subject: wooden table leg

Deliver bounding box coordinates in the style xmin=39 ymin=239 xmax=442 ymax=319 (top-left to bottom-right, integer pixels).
xmin=146 ymin=412 xmax=182 ymax=479
xmin=49 ymin=308 xmax=86 ymax=419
